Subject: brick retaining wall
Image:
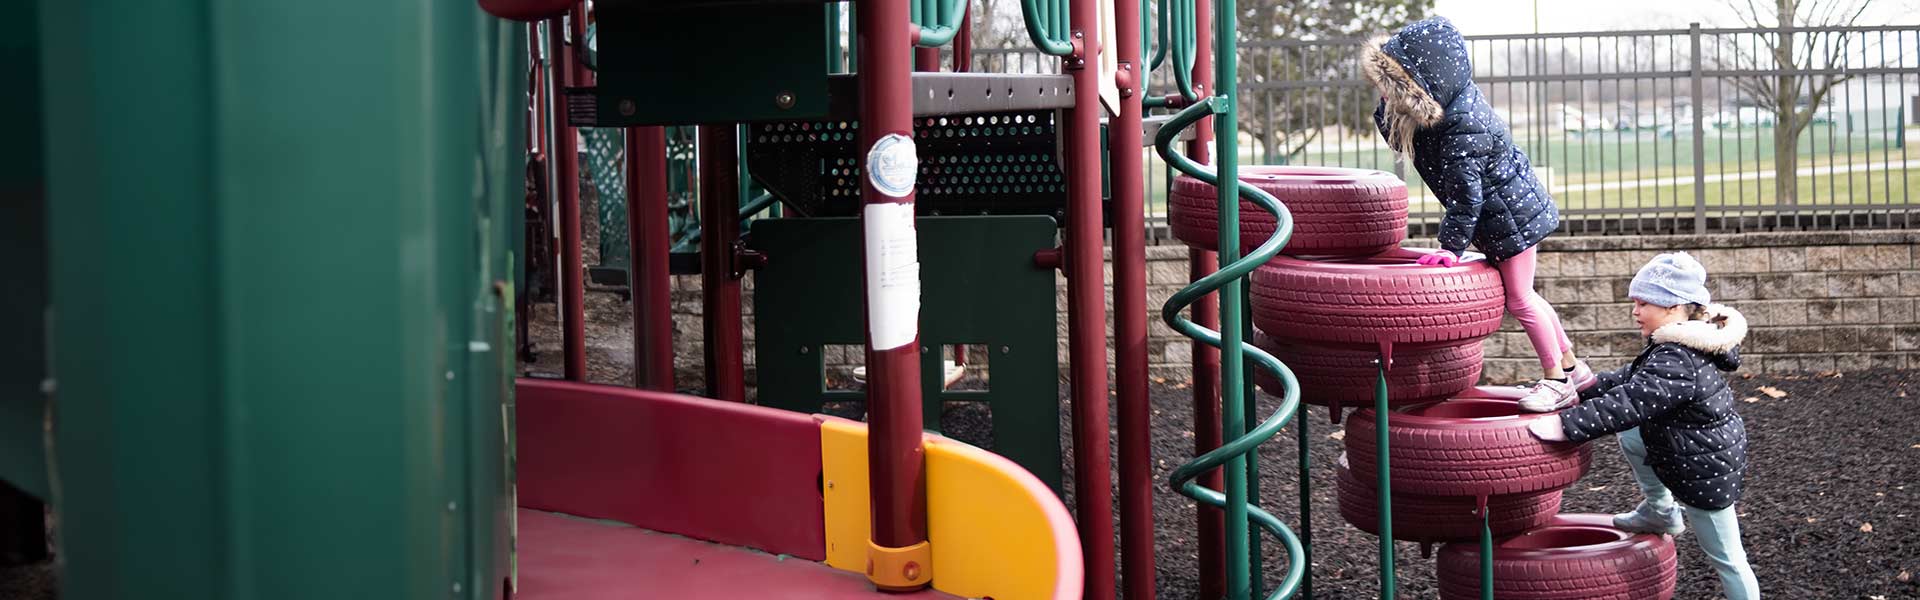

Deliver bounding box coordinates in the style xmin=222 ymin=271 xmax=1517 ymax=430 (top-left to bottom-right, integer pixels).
xmin=661 ymin=230 xmax=1920 ymax=386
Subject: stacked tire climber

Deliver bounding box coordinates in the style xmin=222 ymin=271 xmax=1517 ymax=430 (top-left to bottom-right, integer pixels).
xmin=1171 ymin=166 xmax=1680 ymax=599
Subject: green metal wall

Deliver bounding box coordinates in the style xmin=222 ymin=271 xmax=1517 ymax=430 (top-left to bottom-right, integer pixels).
xmin=2 ymin=0 xmax=48 ymax=504
xmin=38 ymin=2 xmax=522 ymax=598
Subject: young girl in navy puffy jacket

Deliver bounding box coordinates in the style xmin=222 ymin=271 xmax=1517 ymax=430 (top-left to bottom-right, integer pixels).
xmin=1361 ymin=16 xmax=1591 ymax=409
xmin=1530 ymin=253 xmax=1760 ymax=600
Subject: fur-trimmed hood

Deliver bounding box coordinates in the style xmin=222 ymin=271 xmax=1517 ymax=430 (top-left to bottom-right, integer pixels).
xmin=1361 ymin=16 xmax=1474 ymax=154
xmin=1650 ymin=303 xmax=1747 ymax=371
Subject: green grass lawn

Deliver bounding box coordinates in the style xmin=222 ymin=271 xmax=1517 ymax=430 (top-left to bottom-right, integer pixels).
xmin=1141 ymin=125 xmax=1918 ymax=217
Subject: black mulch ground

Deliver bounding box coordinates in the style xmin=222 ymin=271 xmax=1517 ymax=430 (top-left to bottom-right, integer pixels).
xmin=928 ymin=369 xmax=1919 ymax=599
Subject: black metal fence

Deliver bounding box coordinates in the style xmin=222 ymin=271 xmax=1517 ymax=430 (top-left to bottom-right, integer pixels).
xmin=979 ymin=24 xmax=1920 ymax=240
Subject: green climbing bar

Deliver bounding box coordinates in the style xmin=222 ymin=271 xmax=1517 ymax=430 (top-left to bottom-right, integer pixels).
xmin=1376 ymin=363 xmax=1396 ymax=597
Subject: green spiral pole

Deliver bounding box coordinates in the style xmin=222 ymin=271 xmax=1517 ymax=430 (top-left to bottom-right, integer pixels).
xmin=1155 ymin=100 xmax=1304 ymax=600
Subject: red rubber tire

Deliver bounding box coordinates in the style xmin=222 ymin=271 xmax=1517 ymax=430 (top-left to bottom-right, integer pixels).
xmin=1249 ymin=247 xmax=1506 ymax=348
xmin=1334 ymin=461 xmax=1562 ymax=543
xmin=478 ymin=0 xmax=573 ymax=21
xmin=1344 ymin=392 xmax=1591 ymax=497
xmin=1436 ymin=514 xmax=1678 ymax=600
xmin=1169 ymin=166 xmax=1408 ymax=256
xmin=1252 ymin=332 xmax=1483 ymax=411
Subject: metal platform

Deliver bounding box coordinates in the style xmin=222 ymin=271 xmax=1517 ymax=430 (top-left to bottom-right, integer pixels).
xmin=825 ymin=72 xmax=1076 ymax=118
xmin=571 ymin=72 xmax=1076 ymax=127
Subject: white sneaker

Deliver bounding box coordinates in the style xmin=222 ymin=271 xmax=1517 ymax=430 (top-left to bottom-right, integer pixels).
xmin=1566 ymin=359 xmax=1597 ymax=392
xmin=1518 ymin=379 xmax=1578 ymax=412
xmin=1612 ymin=500 xmax=1686 ymax=535
xmin=851 ymin=360 xmax=966 ymax=387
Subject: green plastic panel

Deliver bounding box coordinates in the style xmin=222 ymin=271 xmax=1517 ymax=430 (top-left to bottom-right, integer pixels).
xmin=2 ymin=0 xmax=47 ymax=502
xmin=750 ymin=216 xmax=1063 ymax=492
xmin=591 ymin=4 xmax=831 ymax=126
xmin=39 ymin=2 xmax=521 ymax=598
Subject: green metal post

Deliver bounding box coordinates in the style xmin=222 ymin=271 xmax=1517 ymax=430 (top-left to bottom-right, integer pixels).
xmin=1375 ymin=362 xmax=1396 ymax=597
xmin=1215 ymin=0 xmax=1251 ymax=586
xmin=826 ymin=4 xmax=843 ymax=73
xmin=1213 ymin=0 xmax=1259 ymax=592
xmin=1298 ymin=403 xmax=1312 ymax=600
xmin=1480 ymin=496 xmax=1494 ymax=600
xmin=1241 ymin=284 xmax=1263 ymax=599
xmin=737 ymin=123 xmax=753 ymax=218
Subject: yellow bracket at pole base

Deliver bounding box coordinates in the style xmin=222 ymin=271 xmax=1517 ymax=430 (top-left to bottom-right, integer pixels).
xmin=866 ymin=540 xmax=933 ymax=591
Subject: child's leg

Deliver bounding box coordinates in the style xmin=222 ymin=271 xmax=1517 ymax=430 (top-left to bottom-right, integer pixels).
xmin=1495 ymin=247 xmax=1576 ymax=379
xmin=1682 ymin=505 xmax=1761 ymax=600
xmin=1617 ymin=428 xmax=1677 ymax=511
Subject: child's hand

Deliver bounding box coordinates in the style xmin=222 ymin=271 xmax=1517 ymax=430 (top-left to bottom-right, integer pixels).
xmin=1527 ymin=414 xmax=1568 ymax=441
xmin=1415 ymin=251 xmax=1459 ymax=267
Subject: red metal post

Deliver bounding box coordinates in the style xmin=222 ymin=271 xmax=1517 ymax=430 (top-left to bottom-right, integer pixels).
xmin=1064 ymin=0 xmax=1115 ymax=597
xmin=628 ymin=127 xmax=674 ymax=391
xmin=550 ymin=13 xmax=587 ymax=382
xmin=914 ymin=47 xmax=941 ymax=72
xmin=858 ymin=0 xmax=932 ymax=591
xmin=699 ymin=125 xmax=747 ymax=403
xmin=571 ymin=1 xmax=593 ymax=86
xmin=1112 ymin=0 xmax=1154 ymax=594
xmin=953 ymin=10 xmax=972 ymax=72
xmin=1187 ymin=0 xmax=1225 ymax=595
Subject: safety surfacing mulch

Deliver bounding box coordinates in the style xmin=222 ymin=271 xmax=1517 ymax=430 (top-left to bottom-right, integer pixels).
xmin=935 ymin=368 xmax=1919 ymax=599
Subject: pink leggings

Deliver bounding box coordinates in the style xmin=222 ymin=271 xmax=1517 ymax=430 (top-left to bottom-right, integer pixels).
xmin=1498 ymin=247 xmax=1573 ymax=374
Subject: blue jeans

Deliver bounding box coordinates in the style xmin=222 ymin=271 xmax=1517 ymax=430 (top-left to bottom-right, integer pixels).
xmin=1618 ymin=428 xmax=1761 ymax=600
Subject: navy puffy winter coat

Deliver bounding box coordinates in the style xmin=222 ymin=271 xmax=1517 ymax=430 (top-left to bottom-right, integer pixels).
xmin=1559 ymin=304 xmax=1751 ymax=511
xmin=1363 ymin=16 xmax=1559 ymax=262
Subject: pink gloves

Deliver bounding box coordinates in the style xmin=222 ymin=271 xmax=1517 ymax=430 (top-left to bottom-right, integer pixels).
xmin=1527 ymin=413 xmax=1568 ymax=441
xmin=1415 ymin=251 xmax=1460 ymax=267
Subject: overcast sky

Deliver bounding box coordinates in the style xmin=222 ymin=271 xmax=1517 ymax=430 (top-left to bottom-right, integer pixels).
xmin=1432 ymin=0 xmax=1920 ymax=34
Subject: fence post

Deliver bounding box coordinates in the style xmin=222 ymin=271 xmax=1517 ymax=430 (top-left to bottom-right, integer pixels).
xmin=1690 ymin=23 xmax=1707 ymax=234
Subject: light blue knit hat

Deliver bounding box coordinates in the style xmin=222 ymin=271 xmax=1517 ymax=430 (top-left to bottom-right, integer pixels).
xmin=1629 ymin=252 xmax=1712 ymax=307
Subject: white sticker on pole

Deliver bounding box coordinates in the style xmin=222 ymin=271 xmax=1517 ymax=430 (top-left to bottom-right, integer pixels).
xmin=866 ymin=133 xmax=919 ymax=197
xmin=863 ymin=202 xmax=920 ymax=350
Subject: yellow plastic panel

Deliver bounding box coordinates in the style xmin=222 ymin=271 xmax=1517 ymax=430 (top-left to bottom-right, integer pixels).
xmin=816 ymin=416 xmax=1082 ymax=599
xmin=924 ymin=437 xmax=1082 ymax=600
xmin=818 ymin=417 xmax=873 ymax=572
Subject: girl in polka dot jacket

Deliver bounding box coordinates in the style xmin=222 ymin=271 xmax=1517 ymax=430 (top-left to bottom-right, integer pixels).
xmin=1530 ymin=252 xmax=1760 ymax=600
xmin=1363 ymin=16 xmax=1594 ymax=411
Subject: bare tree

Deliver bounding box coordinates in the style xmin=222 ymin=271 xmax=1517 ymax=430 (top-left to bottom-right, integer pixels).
xmin=1235 ymin=0 xmax=1432 ymax=162
xmin=1719 ymin=0 xmax=1873 ymax=204
xmin=972 ymin=0 xmax=1029 ymax=49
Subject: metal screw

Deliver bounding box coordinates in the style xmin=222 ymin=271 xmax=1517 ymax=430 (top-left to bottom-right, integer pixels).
xmin=447 ymin=501 xmax=458 ymax=512
xmin=618 ymin=99 xmax=636 ymax=117
xmin=451 ymin=582 xmax=463 ymax=595
xmin=827 ymin=480 xmax=835 ymax=489
xmin=775 ymin=91 xmax=798 ymax=110
xmin=445 ymin=370 xmax=455 ymax=381
xmin=800 ymin=346 xmax=811 ymax=354
xmin=1000 ymin=346 xmax=1011 ymax=354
